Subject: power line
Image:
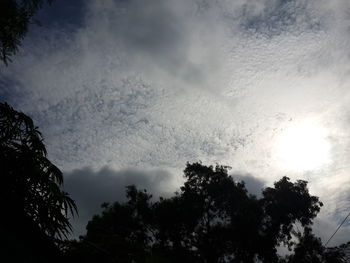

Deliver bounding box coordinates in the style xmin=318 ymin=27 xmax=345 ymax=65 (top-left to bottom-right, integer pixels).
xmin=325 ymin=211 xmax=350 ymax=247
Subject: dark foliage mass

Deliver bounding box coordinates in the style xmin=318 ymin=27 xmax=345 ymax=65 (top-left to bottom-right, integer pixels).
xmin=0 ymin=0 xmax=51 ymax=65
xmin=282 ymin=227 xmax=345 ymax=263
xmin=63 ymin=163 xmax=345 ymax=263
xmin=0 ymin=102 xmax=77 ymax=262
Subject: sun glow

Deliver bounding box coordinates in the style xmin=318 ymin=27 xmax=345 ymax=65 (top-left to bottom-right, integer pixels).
xmin=275 ymin=121 xmax=331 ymax=172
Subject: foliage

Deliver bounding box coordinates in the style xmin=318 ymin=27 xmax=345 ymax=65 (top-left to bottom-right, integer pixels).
xmin=0 ymin=0 xmax=52 ymax=65
xmin=284 ymin=227 xmax=345 ymax=263
xmin=0 ymin=102 xmax=77 ymax=240
xmin=64 ymin=162 xmax=343 ymax=263
xmin=260 ymin=176 xmax=323 ymax=260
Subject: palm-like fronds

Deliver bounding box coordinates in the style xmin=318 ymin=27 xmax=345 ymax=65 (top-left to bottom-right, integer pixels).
xmin=0 ymin=102 xmax=77 ymax=240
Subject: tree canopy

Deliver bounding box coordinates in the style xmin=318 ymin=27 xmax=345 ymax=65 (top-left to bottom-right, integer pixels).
xmin=283 ymin=227 xmax=345 ymax=263
xmin=0 ymin=102 xmax=77 ymax=238
xmin=0 ymin=102 xmax=77 ymax=262
xmin=64 ymin=162 xmax=344 ymax=263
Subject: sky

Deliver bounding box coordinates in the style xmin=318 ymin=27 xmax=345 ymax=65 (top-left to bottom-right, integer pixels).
xmin=1 ymin=0 xmax=350 ymax=245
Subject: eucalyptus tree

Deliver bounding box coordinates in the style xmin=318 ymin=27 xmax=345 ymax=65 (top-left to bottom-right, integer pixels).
xmin=65 ymin=162 xmax=331 ymax=263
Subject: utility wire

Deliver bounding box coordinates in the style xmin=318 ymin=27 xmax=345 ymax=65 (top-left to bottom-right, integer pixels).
xmin=325 ymin=211 xmax=350 ymax=247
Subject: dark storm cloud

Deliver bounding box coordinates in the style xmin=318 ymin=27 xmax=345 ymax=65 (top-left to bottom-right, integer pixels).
xmin=64 ymin=166 xmax=175 ymax=237
xmin=0 ymin=76 xmax=28 ymax=108
xmin=239 ymin=0 xmax=322 ymax=36
xmin=84 ymin=0 xmax=213 ymax=84
xmin=233 ymin=173 xmax=265 ymax=197
xmin=118 ymin=1 xmax=182 ymax=56
xmin=332 ymin=190 xmax=350 ymax=227
xmin=84 ymin=0 xmax=331 ymax=97
xmin=35 ymin=0 xmax=87 ymax=29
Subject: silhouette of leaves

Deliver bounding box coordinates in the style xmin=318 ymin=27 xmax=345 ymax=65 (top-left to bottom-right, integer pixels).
xmin=0 ymin=102 xmax=77 ymax=240
xmin=64 ymin=162 xmax=342 ymax=263
xmin=0 ymin=0 xmax=52 ymax=65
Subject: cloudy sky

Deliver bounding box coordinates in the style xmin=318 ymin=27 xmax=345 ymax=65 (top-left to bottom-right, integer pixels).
xmin=1 ymin=0 xmax=350 ymax=245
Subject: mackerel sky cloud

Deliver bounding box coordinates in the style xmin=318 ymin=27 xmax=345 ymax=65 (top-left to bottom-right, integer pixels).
xmin=1 ymin=0 xmax=350 ymax=243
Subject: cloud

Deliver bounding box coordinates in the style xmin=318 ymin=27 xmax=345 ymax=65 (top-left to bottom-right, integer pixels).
xmin=232 ymin=173 xmax=265 ymax=197
xmin=2 ymin=0 xmax=350 ymax=244
xmin=239 ymin=0 xmax=323 ymax=36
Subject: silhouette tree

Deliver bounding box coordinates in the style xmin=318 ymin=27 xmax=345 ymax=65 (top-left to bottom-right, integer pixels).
xmin=64 ymin=162 xmax=341 ymax=263
xmin=153 ymin=163 xmax=263 ymax=263
xmin=63 ymin=185 xmax=154 ymax=263
xmin=86 ymin=185 xmax=154 ymax=262
xmin=0 ymin=0 xmax=52 ymax=65
xmin=0 ymin=102 xmax=77 ymax=238
xmin=283 ymin=227 xmax=345 ymax=263
xmin=259 ymin=176 xmax=323 ymax=262
xmin=0 ymin=102 xmax=77 ymax=261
